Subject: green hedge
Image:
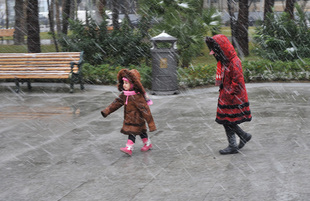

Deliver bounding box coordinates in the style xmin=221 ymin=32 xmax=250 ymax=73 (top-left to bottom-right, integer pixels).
xmin=82 ymin=63 xmax=152 ymax=89
xmin=243 ymin=58 xmax=310 ymax=82
xmin=82 ymin=58 xmax=310 ymax=89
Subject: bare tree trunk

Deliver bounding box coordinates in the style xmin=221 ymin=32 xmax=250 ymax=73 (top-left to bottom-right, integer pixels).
xmin=14 ymin=0 xmax=25 ymax=45
xmin=56 ymin=0 xmax=61 ymax=33
xmin=236 ymin=0 xmax=249 ymax=57
xmin=62 ymin=0 xmax=71 ymax=35
xmin=112 ymin=0 xmax=120 ymax=30
xmin=227 ymin=0 xmax=237 ymax=48
xmin=47 ymin=0 xmax=59 ymax=52
xmin=5 ymin=0 xmax=9 ymax=28
xmin=27 ymin=0 xmax=41 ymax=53
xmin=264 ymin=0 xmax=275 ymax=21
xmin=23 ymin=0 xmax=27 ymax=37
xmin=85 ymin=1 xmax=89 ymax=26
xmin=70 ymin=0 xmax=76 ymax=20
xmin=285 ymin=0 xmax=296 ymax=19
xmin=98 ymin=0 xmax=106 ymax=17
xmin=121 ymin=0 xmax=131 ymax=26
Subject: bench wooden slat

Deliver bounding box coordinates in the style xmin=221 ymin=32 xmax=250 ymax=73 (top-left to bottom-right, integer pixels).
xmin=0 ymin=58 xmax=80 ymax=61
xmin=0 ymin=67 xmax=79 ymax=71
xmin=0 ymin=74 xmax=70 ymax=79
xmin=0 ymin=61 xmax=77 ymax=65
xmin=0 ymin=52 xmax=84 ymax=93
xmin=1 ymin=73 xmax=70 ymax=76
xmin=0 ymin=65 xmax=74 ymax=68
xmin=0 ymin=52 xmax=80 ymax=57
xmin=0 ymin=67 xmax=79 ymax=73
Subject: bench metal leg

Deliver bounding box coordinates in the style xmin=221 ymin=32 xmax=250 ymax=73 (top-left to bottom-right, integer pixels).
xmin=27 ymin=80 xmax=32 ymax=90
xmin=70 ymin=72 xmax=84 ymax=93
xmin=70 ymin=79 xmax=74 ymax=93
xmin=15 ymin=79 xmax=20 ymax=93
xmin=79 ymin=74 xmax=84 ymax=90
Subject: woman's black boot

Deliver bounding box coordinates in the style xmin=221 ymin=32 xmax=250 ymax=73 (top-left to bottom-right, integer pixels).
xmin=219 ymin=125 xmax=238 ymax=155
xmin=233 ymin=125 xmax=252 ymax=149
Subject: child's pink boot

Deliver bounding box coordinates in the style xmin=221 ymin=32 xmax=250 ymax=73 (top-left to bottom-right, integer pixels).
xmin=141 ymin=138 xmax=152 ymax=152
xmin=120 ymin=140 xmax=134 ymax=156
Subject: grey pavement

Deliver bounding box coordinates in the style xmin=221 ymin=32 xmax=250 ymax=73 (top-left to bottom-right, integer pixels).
xmin=0 ymin=82 xmax=310 ymax=201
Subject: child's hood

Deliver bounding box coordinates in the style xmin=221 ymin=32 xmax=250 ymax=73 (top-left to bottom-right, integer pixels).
xmin=117 ymin=69 xmax=146 ymax=95
xmin=205 ymin=34 xmax=237 ymax=63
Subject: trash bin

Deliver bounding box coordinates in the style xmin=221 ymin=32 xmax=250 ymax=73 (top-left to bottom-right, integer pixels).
xmin=151 ymin=32 xmax=179 ymax=95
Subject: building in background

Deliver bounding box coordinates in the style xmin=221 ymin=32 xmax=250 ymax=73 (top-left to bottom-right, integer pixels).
xmin=0 ymin=0 xmax=309 ymax=28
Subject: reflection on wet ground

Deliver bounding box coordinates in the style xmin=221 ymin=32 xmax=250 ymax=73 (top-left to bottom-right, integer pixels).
xmin=0 ymin=106 xmax=80 ymax=119
xmin=0 ymin=82 xmax=310 ymax=201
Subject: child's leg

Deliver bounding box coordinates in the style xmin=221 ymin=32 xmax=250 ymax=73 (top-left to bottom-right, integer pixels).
xmin=120 ymin=134 xmax=136 ymax=156
xmin=140 ymin=133 xmax=148 ymax=140
xmin=140 ymin=132 xmax=152 ymax=152
xmin=128 ymin=134 xmax=136 ymax=143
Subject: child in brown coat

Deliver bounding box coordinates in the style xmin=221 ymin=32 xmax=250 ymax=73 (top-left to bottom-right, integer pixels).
xmin=101 ymin=69 xmax=156 ymax=156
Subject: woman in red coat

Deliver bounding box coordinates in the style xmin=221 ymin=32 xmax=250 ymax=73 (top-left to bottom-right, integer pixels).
xmin=205 ymin=34 xmax=252 ymax=154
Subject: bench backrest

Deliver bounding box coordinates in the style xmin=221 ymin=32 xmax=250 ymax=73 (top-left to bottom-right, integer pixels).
xmin=0 ymin=52 xmax=82 ymax=79
xmin=0 ymin=29 xmax=15 ymax=37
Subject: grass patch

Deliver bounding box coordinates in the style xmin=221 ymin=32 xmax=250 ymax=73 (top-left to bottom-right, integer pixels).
xmin=0 ymin=44 xmax=57 ymax=53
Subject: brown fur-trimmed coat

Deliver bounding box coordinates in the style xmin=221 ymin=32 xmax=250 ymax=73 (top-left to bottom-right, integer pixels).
xmin=101 ymin=69 xmax=156 ymax=135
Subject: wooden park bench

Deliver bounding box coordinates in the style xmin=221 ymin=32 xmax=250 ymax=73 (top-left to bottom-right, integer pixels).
xmin=0 ymin=52 xmax=84 ymax=93
xmin=0 ymin=29 xmax=15 ymax=40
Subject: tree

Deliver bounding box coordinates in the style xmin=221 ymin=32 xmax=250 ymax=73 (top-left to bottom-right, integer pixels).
xmin=98 ymin=0 xmax=106 ymax=17
xmin=254 ymin=5 xmax=310 ymax=61
xmin=121 ymin=0 xmax=132 ymax=27
xmin=285 ymin=0 xmax=296 ymax=19
xmin=227 ymin=0 xmax=237 ymax=48
xmin=236 ymin=0 xmax=249 ymax=57
xmin=138 ymin=0 xmax=220 ymax=67
xmin=27 ymin=0 xmax=41 ymax=53
xmin=47 ymin=0 xmax=59 ymax=52
xmin=5 ymin=0 xmax=9 ymax=28
xmin=112 ymin=0 xmax=120 ymax=30
xmin=14 ymin=0 xmax=25 ymax=45
xmin=264 ymin=0 xmax=275 ymax=21
xmin=62 ymin=0 xmax=71 ymax=35
xmin=55 ymin=0 xmax=61 ymax=33
xmin=70 ymin=0 xmax=76 ymax=20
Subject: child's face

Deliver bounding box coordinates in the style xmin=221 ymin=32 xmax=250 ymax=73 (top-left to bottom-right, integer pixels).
xmin=123 ymin=80 xmax=131 ymax=91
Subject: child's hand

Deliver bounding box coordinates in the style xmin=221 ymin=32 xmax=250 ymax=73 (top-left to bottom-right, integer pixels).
xmin=101 ymin=110 xmax=108 ymax=118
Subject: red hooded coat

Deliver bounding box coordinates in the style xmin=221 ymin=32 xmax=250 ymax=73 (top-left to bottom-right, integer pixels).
xmin=206 ymin=34 xmax=252 ymax=125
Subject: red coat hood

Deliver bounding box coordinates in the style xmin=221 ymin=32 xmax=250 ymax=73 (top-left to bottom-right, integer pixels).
xmin=205 ymin=34 xmax=237 ymax=64
xmin=212 ymin=34 xmax=237 ymax=62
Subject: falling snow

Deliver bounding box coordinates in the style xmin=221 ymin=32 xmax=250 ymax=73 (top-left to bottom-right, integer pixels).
xmin=0 ymin=82 xmax=310 ymax=200
xmin=1 ymin=0 xmax=310 ymax=200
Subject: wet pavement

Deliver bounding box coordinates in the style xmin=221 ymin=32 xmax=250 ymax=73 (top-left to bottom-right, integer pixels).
xmin=0 ymin=82 xmax=310 ymax=201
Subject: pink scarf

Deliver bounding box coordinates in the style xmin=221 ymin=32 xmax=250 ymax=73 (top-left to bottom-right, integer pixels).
xmin=124 ymin=91 xmax=137 ymax=105
xmin=123 ymin=91 xmax=153 ymax=106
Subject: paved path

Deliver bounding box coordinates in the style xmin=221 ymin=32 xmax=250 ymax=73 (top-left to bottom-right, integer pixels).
xmin=0 ymin=82 xmax=309 ymax=201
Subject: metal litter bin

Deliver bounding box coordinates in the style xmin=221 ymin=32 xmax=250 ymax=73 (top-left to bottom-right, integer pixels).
xmin=151 ymin=32 xmax=179 ymax=95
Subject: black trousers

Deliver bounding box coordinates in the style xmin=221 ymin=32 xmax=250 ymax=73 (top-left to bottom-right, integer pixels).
xmin=128 ymin=133 xmax=148 ymax=143
xmin=223 ymin=124 xmax=247 ymax=136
